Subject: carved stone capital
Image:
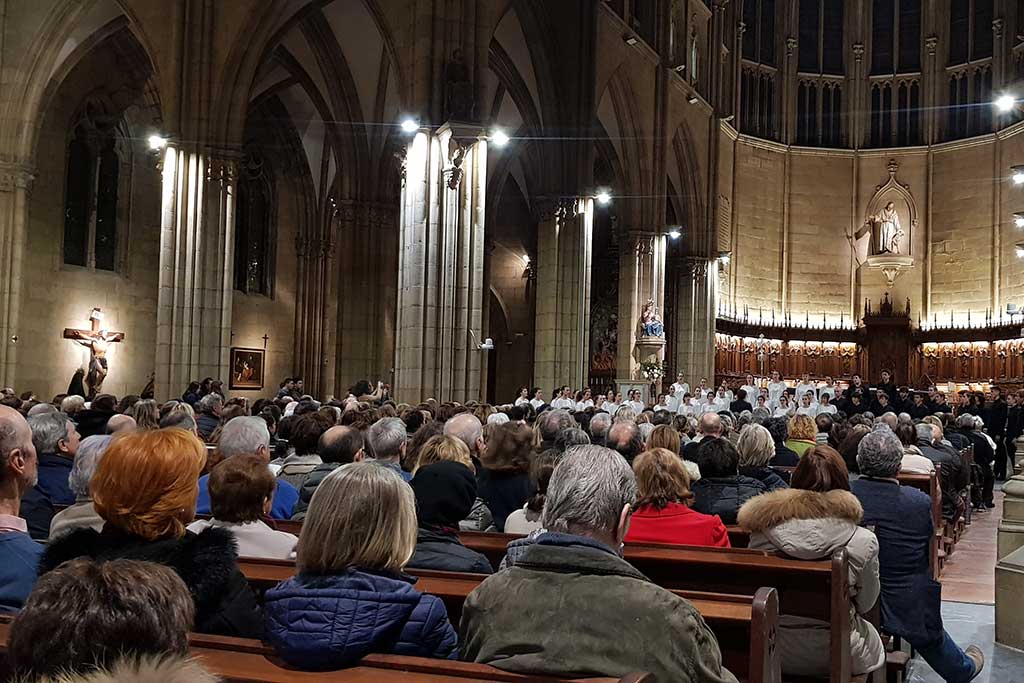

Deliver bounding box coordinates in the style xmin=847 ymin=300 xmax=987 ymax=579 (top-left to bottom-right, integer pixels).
xmin=681 ymin=255 xmax=710 ymax=279
xmin=736 ymin=21 xmax=747 ymax=37
xmin=786 ymin=37 xmax=797 ymax=57
xmin=993 ymin=18 xmax=1004 ymax=39
xmin=925 ymin=36 xmax=938 ymax=56
xmin=206 ymin=156 xmax=239 ymax=185
xmin=0 ymin=162 xmax=36 ymax=193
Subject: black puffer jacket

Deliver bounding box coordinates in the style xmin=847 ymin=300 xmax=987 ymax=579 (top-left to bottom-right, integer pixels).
xmin=917 ymin=438 xmax=968 ymax=521
xmin=739 ymin=466 xmax=789 ymax=492
xmin=692 ymin=475 xmax=768 ymax=525
xmin=407 ymin=527 xmax=493 ymax=574
xmin=40 ymin=526 xmax=261 ymax=638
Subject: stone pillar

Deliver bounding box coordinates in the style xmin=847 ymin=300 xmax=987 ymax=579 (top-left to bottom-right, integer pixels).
xmin=998 ymin=475 xmax=1024 ymax=560
xmin=394 ymin=123 xmax=487 ymax=403
xmin=295 ymin=200 xmax=337 ymax=398
xmin=533 ymin=198 xmax=594 ymax=392
xmin=996 ymin=544 xmax=1024 ymax=650
xmin=334 ymin=201 xmax=398 ymax=395
xmin=0 ymin=163 xmax=34 ymax=388
xmin=618 ymin=232 xmax=667 ymax=394
xmin=155 ymin=146 xmax=238 ymax=400
xmin=674 ymin=255 xmax=717 ymax=385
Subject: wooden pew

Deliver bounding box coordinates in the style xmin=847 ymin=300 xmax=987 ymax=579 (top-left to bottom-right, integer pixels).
xmin=236 ymin=560 xmax=780 ymax=683
xmin=0 ymin=618 xmax=653 ymax=683
xmin=896 ymin=470 xmax=942 ymax=580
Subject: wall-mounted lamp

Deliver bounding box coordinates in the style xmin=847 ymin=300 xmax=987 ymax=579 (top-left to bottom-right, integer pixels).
xmin=995 ymin=94 xmax=1017 ymax=112
xmin=1015 ymin=213 xmax=1024 ymax=228
xmin=400 ymin=118 xmax=419 ymax=134
xmin=623 ymin=34 xmax=638 ymax=46
xmin=717 ymin=251 xmax=732 ymax=266
xmin=668 ymin=230 xmax=681 ymax=239
xmin=469 ymin=329 xmax=494 ymax=351
xmin=595 ymin=190 xmax=612 ymax=206
xmin=148 ymin=134 xmax=167 ymax=150
xmin=1016 ymin=242 xmax=1024 ymax=258
xmin=490 ymin=129 xmax=510 ymax=147
xmin=1012 ymin=166 xmax=1024 ymax=185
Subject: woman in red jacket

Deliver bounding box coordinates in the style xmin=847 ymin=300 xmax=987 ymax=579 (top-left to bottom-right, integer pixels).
xmin=625 ymin=448 xmax=731 ymax=548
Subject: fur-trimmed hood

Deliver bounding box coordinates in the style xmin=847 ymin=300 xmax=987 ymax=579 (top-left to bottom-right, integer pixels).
xmin=40 ymin=526 xmax=239 ymax=616
xmin=738 ymin=488 xmax=865 ymax=561
xmin=21 ymin=655 xmax=218 ymax=683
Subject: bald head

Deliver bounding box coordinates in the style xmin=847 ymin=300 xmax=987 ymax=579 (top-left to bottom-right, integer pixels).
xmin=699 ymin=412 xmax=723 ymax=438
xmin=106 ymin=414 xmax=137 ymax=435
xmin=0 ymin=405 xmax=37 ymax=493
xmin=444 ymin=413 xmax=484 ymax=456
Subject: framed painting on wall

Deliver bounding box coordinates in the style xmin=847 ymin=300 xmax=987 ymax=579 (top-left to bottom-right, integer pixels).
xmin=229 ymin=347 xmax=265 ymax=390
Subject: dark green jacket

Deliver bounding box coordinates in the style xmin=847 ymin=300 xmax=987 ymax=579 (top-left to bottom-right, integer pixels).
xmin=459 ymin=533 xmax=738 ymax=683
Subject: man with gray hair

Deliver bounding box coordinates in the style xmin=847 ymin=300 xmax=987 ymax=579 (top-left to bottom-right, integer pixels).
xmin=196 ymin=416 xmax=299 ymax=520
xmin=588 ymin=412 xmax=612 ymax=446
xmin=912 ymin=423 xmax=967 ymax=522
xmin=851 ymin=427 xmax=985 ymax=681
xmin=49 ymin=434 xmax=112 ymax=538
xmin=554 ymin=427 xmax=590 ymax=453
xmin=607 ymin=421 xmax=643 ymax=463
xmin=0 ymin=405 xmax=41 ymax=611
xmin=20 ymin=412 xmax=80 ymax=539
xmin=953 ymin=413 xmax=994 ymax=509
xmin=368 ymin=417 xmax=411 ymax=482
xmin=461 ymin=445 xmax=738 ymax=683
xmin=682 ymin=412 xmax=722 ymax=461
xmin=195 ymin=393 xmax=223 ymax=441
xmin=444 ymin=413 xmax=485 ymax=458
xmin=537 ymin=409 xmax=574 ymax=451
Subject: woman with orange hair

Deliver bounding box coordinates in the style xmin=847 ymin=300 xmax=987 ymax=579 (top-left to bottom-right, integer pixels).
xmin=38 ymin=428 xmax=261 ymax=637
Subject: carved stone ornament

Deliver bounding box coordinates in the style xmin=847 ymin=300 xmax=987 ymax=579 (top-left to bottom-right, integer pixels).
xmin=0 ymin=162 xmax=35 ymax=193
xmin=445 ymin=137 xmax=466 ymax=190
xmin=681 ymin=255 xmax=709 ymax=279
xmin=852 ymin=43 xmax=865 ymax=62
xmin=786 ymin=37 xmax=797 ymax=57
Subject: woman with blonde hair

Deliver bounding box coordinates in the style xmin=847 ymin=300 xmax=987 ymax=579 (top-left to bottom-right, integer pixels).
xmin=126 ymin=398 xmax=160 ymax=430
xmin=785 ymin=414 xmax=818 ymax=456
xmin=647 ymin=424 xmax=701 ymax=481
xmin=416 ymin=434 xmax=475 ymax=473
xmin=625 ymin=448 xmax=730 ymax=547
xmin=265 ymin=462 xmax=458 ymax=668
xmin=39 ymin=428 xmax=260 ymax=637
xmin=736 ymin=424 xmax=788 ymax=491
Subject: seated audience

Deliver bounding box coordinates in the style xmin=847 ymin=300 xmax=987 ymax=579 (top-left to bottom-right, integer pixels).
xmin=368 ymin=416 xmax=413 ymax=481
xmin=691 ymin=438 xmax=767 ymax=524
xmin=647 ymin=422 xmax=700 ymax=481
xmin=7 ymin=558 xmax=217 ymax=683
xmin=505 ymin=448 xmax=559 ymax=534
xmin=682 ymin=413 xmax=722 ymax=461
xmin=478 ymin=421 xmax=534 ymax=531
xmin=607 ymin=420 xmax=644 ymax=463
xmin=0 ymin=406 xmax=42 ymax=612
xmin=293 ymin=425 xmax=365 ymax=520
xmin=19 ymin=411 xmax=80 ymax=539
xmin=49 ymin=435 xmax=111 ymax=538
xmin=74 ymin=394 xmax=117 ymax=439
xmin=413 ymin=434 xmax=494 ymax=532
xmin=895 ymin=422 xmax=935 ymax=474
xmin=588 ymin=411 xmax=612 ymax=446
xmin=40 ymin=427 xmax=261 ymax=637
xmin=408 ymin=461 xmax=493 ymax=573
xmin=625 ymin=448 xmax=730 ymax=548
xmin=265 ymin=462 xmax=457 ymax=668
xmin=554 ymin=426 xmax=590 ymax=452
xmin=197 ymin=416 xmax=298 ymax=519
xmin=195 ymin=393 xmax=224 ymax=441
xmin=838 ymin=423 xmax=872 ymax=474
xmin=765 ymin=417 xmax=800 ymax=467
xmin=850 ymin=429 xmax=984 ymax=681
xmin=276 ymin=411 xmax=331 ymax=489
xmin=784 ymin=414 xmax=817 ymax=457
xmin=126 ymin=398 xmax=160 ymax=430
xmin=460 ymin=445 xmax=738 ymax=683
xmin=105 ymin=413 xmax=136 ymax=434
xmin=914 ymin=422 xmax=969 ymax=522
xmin=738 ymin=445 xmax=884 ymax=678
xmin=188 ymin=454 xmax=298 ymax=560
xmin=736 ymin=424 xmax=788 ymax=491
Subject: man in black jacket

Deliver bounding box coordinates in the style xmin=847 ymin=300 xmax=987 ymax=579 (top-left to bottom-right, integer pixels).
xmin=954 ymin=414 xmax=994 ymax=509
xmin=986 ymin=387 xmax=1009 ymax=480
xmin=729 ymin=389 xmax=752 ymax=415
xmin=915 ymin=423 xmax=967 ymax=523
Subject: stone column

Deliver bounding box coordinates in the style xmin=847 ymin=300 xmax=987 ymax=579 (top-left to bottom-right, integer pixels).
xmin=998 ymin=475 xmax=1024 ymax=560
xmin=533 ymin=198 xmax=594 ymax=392
xmin=673 ymin=255 xmax=717 ymax=385
xmin=155 ymin=146 xmax=238 ymax=400
xmin=394 ymin=123 xmax=487 ymax=403
xmin=334 ymin=200 xmax=398 ymax=394
xmin=618 ymin=232 xmax=667 ymax=394
xmin=0 ymin=163 xmax=34 ymax=388
xmin=295 ymin=199 xmax=337 ymax=397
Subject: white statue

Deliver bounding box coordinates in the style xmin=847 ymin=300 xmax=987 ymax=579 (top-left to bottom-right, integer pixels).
xmin=868 ymin=201 xmax=904 ymax=255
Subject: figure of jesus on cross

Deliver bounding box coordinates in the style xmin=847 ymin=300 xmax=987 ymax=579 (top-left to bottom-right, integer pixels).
xmin=63 ymin=308 xmax=125 ymax=398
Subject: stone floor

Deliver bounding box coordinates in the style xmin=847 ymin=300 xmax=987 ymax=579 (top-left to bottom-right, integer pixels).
xmin=907 ymin=485 xmax=1024 ymax=682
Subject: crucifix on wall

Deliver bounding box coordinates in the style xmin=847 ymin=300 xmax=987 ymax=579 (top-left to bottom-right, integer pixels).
xmin=63 ymin=308 xmax=124 ymax=398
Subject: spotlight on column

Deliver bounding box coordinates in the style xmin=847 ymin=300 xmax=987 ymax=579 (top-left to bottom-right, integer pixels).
xmin=490 ymin=129 xmax=510 ymax=147
xmin=1015 ymin=213 xmax=1024 ymax=228
xmin=668 ymin=230 xmax=681 ymax=239
xmin=479 ymin=337 xmax=495 ymax=350
xmin=1017 ymin=242 xmax=1024 ymax=258
xmin=400 ymin=118 xmax=419 ymax=134
xmin=521 ymin=254 xmax=531 ymax=265
xmin=148 ymin=134 xmax=167 ymax=150
xmin=1013 ymin=166 xmax=1024 ymax=185
xmin=995 ymin=94 xmax=1017 ymax=112
xmin=717 ymin=251 xmax=732 ymax=266
xmin=595 ymin=190 xmax=612 ymax=206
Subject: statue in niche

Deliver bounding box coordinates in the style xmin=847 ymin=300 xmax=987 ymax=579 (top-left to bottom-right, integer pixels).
xmin=639 ymin=300 xmax=665 ymax=338
xmin=443 ymin=49 xmax=474 ymax=122
xmin=866 ymin=201 xmax=905 ymax=255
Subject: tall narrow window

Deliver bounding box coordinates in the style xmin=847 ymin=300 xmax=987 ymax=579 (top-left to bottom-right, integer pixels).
xmin=62 ymin=112 xmax=124 ymax=273
xmin=796 ymin=0 xmax=844 ymax=147
xmin=949 ymin=0 xmax=993 ymax=66
xmin=63 ymin=128 xmax=92 ymax=268
xmin=872 ymin=0 xmax=920 ymax=75
xmin=742 ymin=0 xmax=775 ymax=66
xmin=234 ymin=148 xmax=275 ymax=296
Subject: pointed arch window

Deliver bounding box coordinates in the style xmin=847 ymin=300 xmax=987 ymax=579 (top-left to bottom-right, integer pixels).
xmin=234 ymin=147 xmax=276 ymax=296
xmin=62 ymin=109 xmax=126 ymax=272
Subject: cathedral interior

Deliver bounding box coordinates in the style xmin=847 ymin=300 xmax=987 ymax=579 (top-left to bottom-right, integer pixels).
xmin=1 ymin=0 xmax=1023 ymax=403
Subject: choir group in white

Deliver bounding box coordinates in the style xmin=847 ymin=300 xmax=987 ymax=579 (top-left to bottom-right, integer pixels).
xmin=513 ymin=371 xmax=845 ymax=418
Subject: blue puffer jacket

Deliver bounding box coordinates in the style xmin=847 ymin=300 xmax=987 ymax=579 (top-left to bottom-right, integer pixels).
xmin=264 ymin=568 xmax=458 ymax=670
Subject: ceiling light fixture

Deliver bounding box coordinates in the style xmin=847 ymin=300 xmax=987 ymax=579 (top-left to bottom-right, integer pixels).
xmin=995 ymin=94 xmax=1017 ymax=112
